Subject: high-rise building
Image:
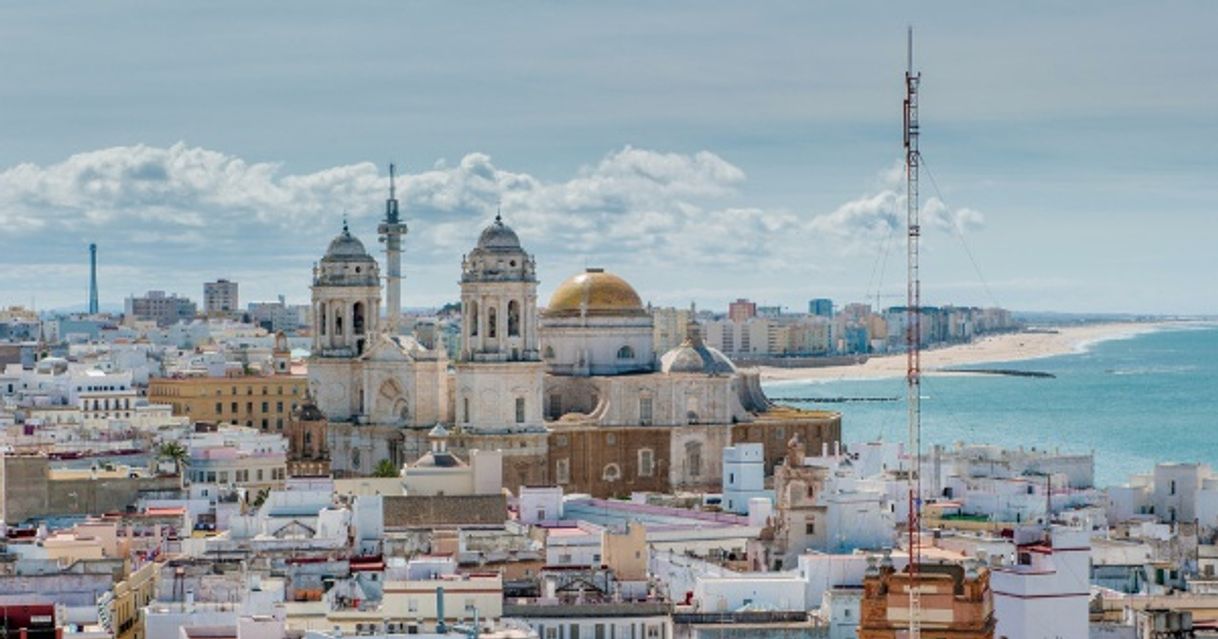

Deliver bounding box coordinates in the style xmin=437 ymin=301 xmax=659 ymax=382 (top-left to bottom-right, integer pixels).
xmin=650 ymin=305 xmax=693 ymax=355
xmin=124 ymin=291 xmax=196 ymax=327
xmin=203 ymin=279 xmax=239 ymax=316
xmin=809 ymin=298 xmax=833 ymax=317
xmin=728 ymin=298 xmax=756 ymax=323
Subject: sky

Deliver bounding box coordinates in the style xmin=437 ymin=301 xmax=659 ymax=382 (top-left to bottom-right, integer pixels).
xmin=1 ymin=2 xmax=1215 ymax=315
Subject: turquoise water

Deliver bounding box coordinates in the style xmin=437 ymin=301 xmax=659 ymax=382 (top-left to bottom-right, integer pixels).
xmin=761 ymin=324 xmax=1218 ymax=488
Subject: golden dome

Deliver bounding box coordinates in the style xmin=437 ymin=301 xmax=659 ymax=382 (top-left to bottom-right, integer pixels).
xmin=545 ymin=268 xmax=646 ymax=317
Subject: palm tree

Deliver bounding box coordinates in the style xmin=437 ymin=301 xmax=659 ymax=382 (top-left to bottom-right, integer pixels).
xmin=158 ymin=441 xmax=189 ymax=486
xmin=372 ymin=458 xmax=399 ymax=478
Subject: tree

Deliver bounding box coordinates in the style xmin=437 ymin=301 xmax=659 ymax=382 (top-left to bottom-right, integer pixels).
xmin=158 ymin=441 xmax=189 ymax=488
xmin=372 ymin=458 xmax=399 ymax=478
xmin=158 ymin=441 xmax=188 ymax=474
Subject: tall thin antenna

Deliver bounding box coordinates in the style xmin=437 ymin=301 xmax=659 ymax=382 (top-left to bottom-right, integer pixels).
xmin=904 ymin=24 xmax=923 ymax=639
xmin=88 ymin=243 xmax=99 ymax=315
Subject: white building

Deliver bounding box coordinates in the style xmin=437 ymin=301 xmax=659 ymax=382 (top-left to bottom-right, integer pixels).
xmin=991 ymin=526 xmax=1090 ymax=639
xmin=183 ymin=425 xmax=288 ymax=499
xmin=722 ymin=443 xmax=768 ymax=515
xmin=519 ymin=486 xmax=564 ymax=524
xmin=400 ymin=424 xmax=503 ymax=497
xmin=1107 ymin=462 xmax=1218 ymax=531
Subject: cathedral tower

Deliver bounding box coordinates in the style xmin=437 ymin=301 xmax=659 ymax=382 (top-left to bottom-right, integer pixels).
xmin=454 ymin=213 xmax=545 ymax=431
xmin=309 ymin=221 xmax=381 ymax=421
xmin=311 ymin=221 xmax=381 ymax=357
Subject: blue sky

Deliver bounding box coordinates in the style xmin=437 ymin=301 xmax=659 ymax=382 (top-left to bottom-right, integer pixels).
xmin=1 ymin=2 xmax=1215 ymax=314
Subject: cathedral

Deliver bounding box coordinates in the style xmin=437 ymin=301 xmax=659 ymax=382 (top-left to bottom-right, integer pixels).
xmin=301 ymin=174 xmax=841 ymax=498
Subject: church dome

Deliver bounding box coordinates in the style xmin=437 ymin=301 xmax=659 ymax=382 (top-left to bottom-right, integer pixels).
xmin=661 ymin=341 xmax=737 ymax=375
xmin=324 ymin=225 xmax=375 ymax=262
xmin=659 ymin=320 xmax=736 ymax=375
xmin=545 ymin=268 xmax=645 ymax=317
xmin=477 ymin=215 xmax=522 ymax=251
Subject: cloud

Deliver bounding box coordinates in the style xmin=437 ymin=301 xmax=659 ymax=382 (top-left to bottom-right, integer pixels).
xmin=0 ymin=143 xmax=983 ymax=308
xmin=805 ymin=164 xmax=986 ymax=254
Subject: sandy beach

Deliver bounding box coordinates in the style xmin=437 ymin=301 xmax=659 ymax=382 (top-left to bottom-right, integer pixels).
xmin=758 ymin=322 xmax=1168 ymax=383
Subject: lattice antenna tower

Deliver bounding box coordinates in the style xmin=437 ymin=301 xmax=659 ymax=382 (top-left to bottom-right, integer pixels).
xmin=904 ymin=25 xmax=923 ymax=639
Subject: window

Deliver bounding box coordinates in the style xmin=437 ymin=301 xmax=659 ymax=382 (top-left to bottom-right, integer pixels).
xmin=230 ymin=402 xmax=238 ymax=413
xmin=805 ymin=522 xmax=815 ymax=535
xmin=219 ymin=471 xmax=229 ymax=483
xmin=1171 ymin=480 xmax=1177 ymax=496
xmin=508 ymin=300 xmax=521 ymax=337
xmin=603 ymin=464 xmax=621 ymax=481
xmin=246 ymin=402 xmax=253 ymax=413
xmin=319 ymin=302 xmax=327 ymax=335
xmin=276 ymin=402 xmax=283 ymax=412
xmin=256 ymin=469 xmax=264 ymax=481
xmin=215 ymin=402 xmax=222 ymax=414
xmin=606 ymin=433 xmax=616 ymax=445
xmin=352 ymin=449 xmax=361 ymax=469
xmin=488 ymin=306 xmax=497 ymax=338
xmin=638 ymin=449 xmax=654 ymax=477
xmin=617 ymin=345 xmax=634 ymax=360
xmin=549 ymin=394 xmax=563 ymax=420
xmin=261 ymin=401 xmax=268 ymax=412
xmin=639 ymin=397 xmax=652 ymax=425
xmin=543 ymin=345 xmax=555 ymax=359
xmin=353 ymin=302 xmax=365 ymax=335
xmin=463 ymin=397 xmax=471 ymax=423
xmin=468 ymin=301 xmax=479 ymax=337
xmin=556 ymin=458 xmax=570 ymax=484
xmin=261 ymin=418 xmax=268 ymax=430
xmin=276 ymin=418 xmax=283 ymax=430
xmin=685 ymin=441 xmax=703 ymax=478
xmin=515 ymin=397 xmax=525 ymax=423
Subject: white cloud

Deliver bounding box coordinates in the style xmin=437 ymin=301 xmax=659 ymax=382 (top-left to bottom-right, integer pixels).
xmin=0 ymin=143 xmax=983 ymax=308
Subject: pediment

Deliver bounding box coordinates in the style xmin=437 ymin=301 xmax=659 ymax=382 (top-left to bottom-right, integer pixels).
xmin=359 ymin=334 xmax=416 ymax=362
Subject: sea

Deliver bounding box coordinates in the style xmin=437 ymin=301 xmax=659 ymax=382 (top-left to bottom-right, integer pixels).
xmin=760 ymin=323 xmax=1218 ymax=488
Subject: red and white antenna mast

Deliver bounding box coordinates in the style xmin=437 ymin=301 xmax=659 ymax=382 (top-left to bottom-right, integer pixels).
xmin=904 ymin=25 xmax=923 ymax=639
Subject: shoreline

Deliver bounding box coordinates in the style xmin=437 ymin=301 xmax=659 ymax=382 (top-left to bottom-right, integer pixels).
xmin=757 ymin=321 xmax=1176 ymax=383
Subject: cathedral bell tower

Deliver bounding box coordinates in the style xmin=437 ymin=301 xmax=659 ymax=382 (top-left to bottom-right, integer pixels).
xmin=454 ymin=212 xmax=545 ymax=431
xmin=459 ymin=211 xmax=540 ymax=362
xmin=309 ymin=220 xmax=382 ymax=421
xmin=311 ymin=220 xmax=381 ymax=358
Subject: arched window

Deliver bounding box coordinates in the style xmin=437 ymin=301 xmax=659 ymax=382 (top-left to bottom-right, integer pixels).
xmin=334 ymin=309 xmax=344 ymax=336
xmin=617 ymin=345 xmax=634 ymax=360
xmin=507 ymin=300 xmax=521 ymax=337
xmin=352 ymin=449 xmax=361 ymax=470
xmin=468 ymin=301 xmax=479 ymax=337
xmin=543 ymin=345 xmax=555 ymax=359
xmin=488 ymin=306 xmax=498 ymax=338
xmin=638 ymin=449 xmax=655 ymax=477
xmin=353 ymin=302 xmax=365 ymax=335
xmin=319 ymin=302 xmax=327 ymax=336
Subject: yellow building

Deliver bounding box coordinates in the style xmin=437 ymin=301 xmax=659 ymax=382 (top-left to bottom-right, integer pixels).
xmin=111 ymin=561 xmax=158 ymax=639
xmin=148 ymin=375 xmax=307 ymax=432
